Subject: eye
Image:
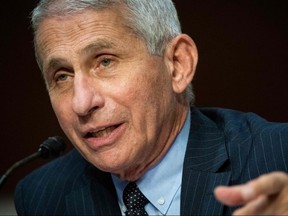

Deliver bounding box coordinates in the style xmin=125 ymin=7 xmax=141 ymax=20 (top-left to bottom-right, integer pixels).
xmin=54 ymin=72 xmax=72 ymax=83
xmin=93 ymin=55 xmax=117 ymax=74
xmin=100 ymin=58 xmax=111 ymax=67
xmin=56 ymin=73 xmax=68 ymax=81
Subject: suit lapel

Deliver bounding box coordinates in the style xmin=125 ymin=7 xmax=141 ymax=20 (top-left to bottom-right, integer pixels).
xmin=181 ymin=108 xmax=231 ymax=215
xmin=65 ymin=163 xmax=121 ymax=215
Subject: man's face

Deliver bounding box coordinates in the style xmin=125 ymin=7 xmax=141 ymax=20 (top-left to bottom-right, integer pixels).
xmin=36 ymin=8 xmax=186 ymax=180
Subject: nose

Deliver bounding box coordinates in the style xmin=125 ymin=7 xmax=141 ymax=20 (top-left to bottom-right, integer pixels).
xmin=72 ymin=74 xmax=104 ymax=116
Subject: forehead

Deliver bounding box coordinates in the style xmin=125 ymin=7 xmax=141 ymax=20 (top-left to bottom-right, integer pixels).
xmin=36 ymin=5 xmax=130 ymax=33
xmin=35 ymin=8 xmax=136 ymax=67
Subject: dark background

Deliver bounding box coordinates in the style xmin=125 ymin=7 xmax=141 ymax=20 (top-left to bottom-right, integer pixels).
xmin=0 ymin=0 xmax=287 ymax=197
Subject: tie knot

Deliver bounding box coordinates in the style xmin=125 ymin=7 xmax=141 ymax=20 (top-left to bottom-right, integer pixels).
xmin=123 ymin=182 xmax=148 ymax=216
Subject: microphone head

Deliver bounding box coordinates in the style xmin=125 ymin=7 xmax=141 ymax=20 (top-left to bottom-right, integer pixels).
xmin=38 ymin=136 xmax=66 ymax=159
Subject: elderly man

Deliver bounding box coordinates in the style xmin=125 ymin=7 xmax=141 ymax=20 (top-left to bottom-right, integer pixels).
xmin=15 ymin=0 xmax=288 ymax=215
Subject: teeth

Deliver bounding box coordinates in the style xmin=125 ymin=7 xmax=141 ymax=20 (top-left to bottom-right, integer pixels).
xmin=91 ymin=126 xmax=117 ymax=138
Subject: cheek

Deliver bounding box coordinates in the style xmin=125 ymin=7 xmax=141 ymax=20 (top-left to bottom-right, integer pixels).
xmin=50 ymin=94 xmax=73 ymax=129
xmin=118 ymin=78 xmax=156 ymax=118
xmin=122 ymin=68 xmax=164 ymax=101
xmin=119 ymin=72 xmax=171 ymax=134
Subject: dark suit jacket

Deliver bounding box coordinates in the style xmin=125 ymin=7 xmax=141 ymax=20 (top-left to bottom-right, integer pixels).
xmin=14 ymin=108 xmax=288 ymax=215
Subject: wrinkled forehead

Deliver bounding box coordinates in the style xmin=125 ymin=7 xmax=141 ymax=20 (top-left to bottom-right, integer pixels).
xmin=34 ymin=7 xmax=136 ymax=69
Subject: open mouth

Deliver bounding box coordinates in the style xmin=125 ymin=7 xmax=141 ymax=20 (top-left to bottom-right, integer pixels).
xmin=85 ymin=124 xmax=121 ymax=139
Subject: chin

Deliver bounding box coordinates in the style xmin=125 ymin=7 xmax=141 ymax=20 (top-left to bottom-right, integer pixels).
xmin=89 ymin=155 xmax=128 ymax=172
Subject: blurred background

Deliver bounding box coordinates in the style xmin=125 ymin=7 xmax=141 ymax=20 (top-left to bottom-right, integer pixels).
xmin=0 ymin=0 xmax=287 ymax=214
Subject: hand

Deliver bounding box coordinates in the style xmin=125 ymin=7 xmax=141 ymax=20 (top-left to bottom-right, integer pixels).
xmin=214 ymin=172 xmax=288 ymax=215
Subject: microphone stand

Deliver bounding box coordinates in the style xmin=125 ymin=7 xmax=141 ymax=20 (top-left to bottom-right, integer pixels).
xmin=0 ymin=136 xmax=66 ymax=190
xmin=0 ymin=152 xmax=41 ymax=190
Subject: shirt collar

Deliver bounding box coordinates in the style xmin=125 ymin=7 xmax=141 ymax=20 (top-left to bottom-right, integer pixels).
xmin=112 ymin=111 xmax=190 ymax=215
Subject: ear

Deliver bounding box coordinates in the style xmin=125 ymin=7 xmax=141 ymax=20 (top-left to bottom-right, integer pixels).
xmin=165 ymin=34 xmax=198 ymax=94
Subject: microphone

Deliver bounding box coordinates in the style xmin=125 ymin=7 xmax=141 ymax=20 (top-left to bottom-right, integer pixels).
xmin=0 ymin=136 xmax=66 ymax=189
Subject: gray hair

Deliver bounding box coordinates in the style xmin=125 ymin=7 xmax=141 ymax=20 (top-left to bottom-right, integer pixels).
xmin=31 ymin=0 xmax=194 ymax=104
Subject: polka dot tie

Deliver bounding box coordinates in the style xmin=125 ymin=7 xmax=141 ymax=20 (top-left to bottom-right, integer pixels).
xmin=123 ymin=182 xmax=149 ymax=216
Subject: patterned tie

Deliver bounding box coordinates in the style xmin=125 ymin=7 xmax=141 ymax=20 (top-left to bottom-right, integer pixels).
xmin=123 ymin=182 xmax=149 ymax=216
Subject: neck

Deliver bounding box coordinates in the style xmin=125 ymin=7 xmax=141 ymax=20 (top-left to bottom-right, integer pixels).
xmin=117 ymin=104 xmax=189 ymax=181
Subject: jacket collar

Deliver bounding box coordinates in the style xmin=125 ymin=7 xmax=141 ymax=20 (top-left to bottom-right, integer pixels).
xmin=181 ymin=108 xmax=231 ymax=215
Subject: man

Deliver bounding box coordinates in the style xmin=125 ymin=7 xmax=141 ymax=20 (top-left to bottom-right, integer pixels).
xmin=15 ymin=0 xmax=288 ymax=215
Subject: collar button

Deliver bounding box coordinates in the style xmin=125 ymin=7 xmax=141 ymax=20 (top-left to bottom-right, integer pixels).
xmin=157 ymin=197 xmax=165 ymax=205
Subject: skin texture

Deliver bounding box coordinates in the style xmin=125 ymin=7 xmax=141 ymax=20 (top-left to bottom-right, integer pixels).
xmin=36 ymin=8 xmax=197 ymax=181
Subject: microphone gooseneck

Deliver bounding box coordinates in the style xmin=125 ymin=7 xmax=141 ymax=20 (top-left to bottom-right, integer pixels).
xmin=0 ymin=136 xmax=66 ymax=189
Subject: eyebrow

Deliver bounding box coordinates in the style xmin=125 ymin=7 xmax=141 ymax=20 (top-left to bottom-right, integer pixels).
xmin=44 ymin=58 xmax=70 ymax=76
xmin=80 ymin=39 xmax=116 ymax=56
